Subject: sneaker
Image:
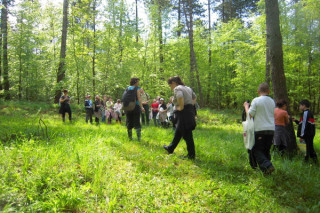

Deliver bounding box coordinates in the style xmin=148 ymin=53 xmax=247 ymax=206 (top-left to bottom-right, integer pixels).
xmin=163 ymin=145 xmax=173 ymax=154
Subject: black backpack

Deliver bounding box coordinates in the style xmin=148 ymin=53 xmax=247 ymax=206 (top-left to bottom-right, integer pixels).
xmin=122 ymin=86 xmax=138 ymax=112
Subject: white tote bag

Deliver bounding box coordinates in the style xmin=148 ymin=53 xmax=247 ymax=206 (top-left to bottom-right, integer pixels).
xmin=242 ymin=113 xmax=255 ymax=150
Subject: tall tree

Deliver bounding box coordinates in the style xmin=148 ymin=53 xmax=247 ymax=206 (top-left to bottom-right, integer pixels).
xmin=182 ymin=0 xmax=203 ymax=106
xmin=1 ymin=0 xmax=10 ymax=100
xmin=265 ymin=0 xmax=297 ymax=153
xmin=206 ymin=0 xmax=212 ymax=105
xmin=92 ymin=0 xmax=96 ymax=95
xmin=135 ymin=0 xmax=139 ymax=42
xmin=54 ymin=0 xmax=69 ymax=103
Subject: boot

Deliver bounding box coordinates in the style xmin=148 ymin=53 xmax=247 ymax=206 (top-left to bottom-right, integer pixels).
xmin=136 ymin=128 xmax=141 ymax=142
xmin=128 ymin=129 xmax=133 ymax=141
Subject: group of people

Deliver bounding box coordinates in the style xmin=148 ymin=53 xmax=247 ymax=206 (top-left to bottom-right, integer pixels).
xmin=140 ymin=92 xmax=175 ymax=128
xmin=84 ymin=95 xmax=122 ymax=124
xmin=59 ymin=80 xmax=317 ymax=167
xmin=243 ymin=83 xmax=317 ymax=175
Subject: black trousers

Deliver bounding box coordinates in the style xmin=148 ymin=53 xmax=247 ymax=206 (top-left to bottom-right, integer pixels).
xmin=126 ymin=105 xmax=141 ymax=130
xmin=141 ymin=104 xmax=150 ymax=125
xmin=86 ymin=109 xmax=93 ymax=123
xmin=252 ymin=133 xmax=274 ymax=172
xmin=62 ymin=109 xmax=72 ymax=122
xmin=305 ymin=136 xmax=318 ymax=162
xmin=167 ymin=129 xmax=195 ymax=158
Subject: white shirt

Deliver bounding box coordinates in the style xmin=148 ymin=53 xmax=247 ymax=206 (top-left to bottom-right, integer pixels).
xmin=248 ymin=96 xmax=275 ymax=132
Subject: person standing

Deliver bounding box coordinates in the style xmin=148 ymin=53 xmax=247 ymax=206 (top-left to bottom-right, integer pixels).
xmin=101 ymin=95 xmax=107 ymax=123
xmin=94 ymin=95 xmax=103 ymax=124
xmin=273 ymin=99 xmax=290 ymax=155
xmin=85 ymin=95 xmax=93 ymax=124
xmin=293 ymin=100 xmax=318 ymax=164
xmin=106 ymin=97 xmax=114 ymax=124
xmin=159 ymin=98 xmax=168 ymax=127
xmin=140 ymin=88 xmax=150 ymax=125
xmin=114 ymin=99 xmax=122 ymax=124
xmin=163 ymin=76 xmax=197 ymax=159
xmin=124 ymin=77 xmax=145 ymax=141
xmin=59 ymin=89 xmax=72 ymax=122
xmin=151 ymin=99 xmax=160 ymax=126
xmin=243 ymin=82 xmax=275 ymax=174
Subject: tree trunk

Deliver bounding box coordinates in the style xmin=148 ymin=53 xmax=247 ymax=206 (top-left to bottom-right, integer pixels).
xmin=265 ymin=0 xmax=297 ymax=154
xmin=1 ymin=0 xmax=10 ymax=100
xmin=158 ymin=6 xmax=164 ymax=78
xmin=265 ymin=40 xmax=271 ymax=85
xmin=92 ymin=0 xmax=96 ymax=95
xmin=206 ymin=0 xmax=212 ymax=106
xmin=177 ymin=0 xmax=182 ymax=37
xmin=54 ymin=0 xmax=69 ymax=103
xmin=183 ymin=0 xmax=203 ymax=106
xmin=135 ymin=0 xmax=139 ymax=42
xmin=0 ymin=22 xmax=2 ymax=92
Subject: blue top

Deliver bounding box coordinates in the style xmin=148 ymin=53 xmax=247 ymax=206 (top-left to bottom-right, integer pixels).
xmin=128 ymin=86 xmax=141 ymax=105
xmin=85 ymin=100 xmax=93 ymax=108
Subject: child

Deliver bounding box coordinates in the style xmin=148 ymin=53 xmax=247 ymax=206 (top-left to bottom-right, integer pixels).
xmin=273 ymin=99 xmax=290 ymax=155
xmin=151 ymin=99 xmax=160 ymax=126
xmin=114 ymin=99 xmax=122 ymax=124
xmin=243 ymin=82 xmax=275 ymax=174
xmin=85 ymin=95 xmax=93 ymax=124
xmin=293 ymin=100 xmax=318 ymax=164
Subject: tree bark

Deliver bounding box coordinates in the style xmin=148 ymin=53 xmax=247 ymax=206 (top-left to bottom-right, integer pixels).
xmin=135 ymin=0 xmax=139 ymax=42
xmin=1 ymin=0 xmax=10 ymax=100
xmin=158 ymin=6 xmax=164 ymax=77
xmin=54 ymin=0 xmax=69 ymax=103
xmin=183 ymin=0 xmax=203 ymax=106
xmin=92 ymin=0 xmax=96 ymax=95
xmin=0 ymin=21 xmax=2 ymax=92
xmin=265 ymin=0 xmax=297 ymax=153
xmin=177 ymin=0 xmax=182 ymax=37
xmin=207 ymin=0 xmax=212 ymax=106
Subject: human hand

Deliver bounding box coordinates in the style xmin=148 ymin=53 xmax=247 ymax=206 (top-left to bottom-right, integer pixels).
xmin=141 ymin=107 xmax=145 ymax=113
xmin=243 ymin=102 xmax=249 ymax=108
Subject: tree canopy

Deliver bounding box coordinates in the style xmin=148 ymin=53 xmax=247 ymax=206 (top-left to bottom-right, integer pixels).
xmin=0 ymin=0 xmax=319 ymax=113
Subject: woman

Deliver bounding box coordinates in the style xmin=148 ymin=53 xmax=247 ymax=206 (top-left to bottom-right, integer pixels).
xmin=158 ymin=98 xmax=168 ymax=127
xmin=94 ymin=95 xmax=103 ymax=124
xmin=273 ymin=99 xmax=290 ymax=155
xmin=114 ymin=99 xmax=122 ymax=124
xmin=125 ymin=77 xmax=145 ymax=141
xmin=106 ymin=97 xmax=114 ymax=124
xmin=163 ymin=76 xmax=197 ymax=159
xmin=59 ymin=89 xmax=72 ymax=122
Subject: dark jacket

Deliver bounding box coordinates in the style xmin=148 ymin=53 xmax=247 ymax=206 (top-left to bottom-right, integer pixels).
xmin=295 ymin=109 xmax=315 ymax=139
xmin=174 ymin=104 xmax=196 ymax=132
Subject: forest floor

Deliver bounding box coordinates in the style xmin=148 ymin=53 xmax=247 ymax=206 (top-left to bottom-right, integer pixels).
xmin=0 ymin=101 xmax=319 ymax=212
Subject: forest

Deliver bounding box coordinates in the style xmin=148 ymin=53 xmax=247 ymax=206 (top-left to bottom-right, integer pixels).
xmin=1 ymin=0 xmax=320 ymax=211
xmin=0 ymin=0 xmax=319 ymax=112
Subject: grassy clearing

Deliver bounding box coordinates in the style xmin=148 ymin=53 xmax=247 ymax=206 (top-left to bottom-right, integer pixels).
xmin=0 ymin=101 xmax=319 ymax=212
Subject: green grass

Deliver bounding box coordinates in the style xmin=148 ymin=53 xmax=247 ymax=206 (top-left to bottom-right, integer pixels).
xmin=0 ymin=101 xmax=320 ymax=212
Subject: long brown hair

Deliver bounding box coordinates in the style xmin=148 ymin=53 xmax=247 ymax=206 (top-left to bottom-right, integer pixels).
xmin=167 ymin=76 xmax=185 ymax=86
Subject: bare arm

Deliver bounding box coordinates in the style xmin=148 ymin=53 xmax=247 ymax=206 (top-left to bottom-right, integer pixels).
xmin=243 ymin=102 xmax=252 ymax=118
xmin=177 ymin=97 xmax=184 ymax=111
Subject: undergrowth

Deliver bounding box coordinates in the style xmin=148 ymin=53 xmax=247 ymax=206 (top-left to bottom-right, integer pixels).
xmin=0 ymin=102 xmax=319 ymax=212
